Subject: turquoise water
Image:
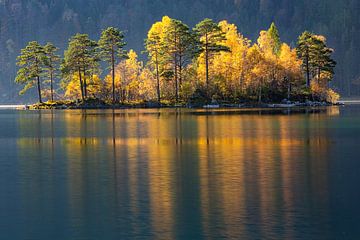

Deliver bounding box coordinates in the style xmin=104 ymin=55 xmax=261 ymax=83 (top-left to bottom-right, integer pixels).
xmin=0 ymin=107 xmax=359 ymax=239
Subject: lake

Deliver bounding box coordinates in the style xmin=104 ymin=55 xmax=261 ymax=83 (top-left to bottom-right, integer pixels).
xmin=0 ymin=106 xmax=359 ymax=239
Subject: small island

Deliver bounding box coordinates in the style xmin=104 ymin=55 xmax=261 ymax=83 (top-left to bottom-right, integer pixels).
xmin=15 ymin=17 xmax=339 ymax=110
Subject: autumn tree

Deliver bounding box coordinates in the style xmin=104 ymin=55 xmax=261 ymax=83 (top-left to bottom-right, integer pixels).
xmin=43 ymin=43 xmax=60 ymax=101
xmin=247 ymin=44 xmax=272 ymax=102
xmin=15 ymin=41 xmax=45 ymax=103
xmin=98 ymin=27 xmax=126 ymax=103
xmin=105 ymin=49 xmax=155 ymax=102
xmin=278 ymin=43 xmax=303 ymax=99
xmin=212 ymin=21 xmax=251 ymax=99
xmin=193 ymin=18 xmax=229 ymax=88
xmin=64 ymin=74 xmax=103 ymax=100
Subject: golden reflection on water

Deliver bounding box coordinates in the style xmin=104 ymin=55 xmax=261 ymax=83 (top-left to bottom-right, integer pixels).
xmin=16 ymin=108 xmax=338 ymax=238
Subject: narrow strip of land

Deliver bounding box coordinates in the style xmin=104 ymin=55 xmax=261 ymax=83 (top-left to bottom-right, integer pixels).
xmin=339 ymin=100 xmax=360 ymax=104
xmin=0 ymin=105 xmax=26 ymax=109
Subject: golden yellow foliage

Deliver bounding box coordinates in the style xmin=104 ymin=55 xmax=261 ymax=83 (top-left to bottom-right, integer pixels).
xmin=64 ymin=74 xmax=102 ymax=99
xmin=105 ymin=49 xmax=156 ymax=101
xmin=311 ymin=81 xmax=340 ymax=103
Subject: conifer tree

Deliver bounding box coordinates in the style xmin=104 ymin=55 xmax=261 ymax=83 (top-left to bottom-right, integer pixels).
xmin=193 ymin=19 xmax=229 ymax=88
xmin=15 ymin=41 xmax=45 ymax=103
xmin=297 ymin=32 xmax=336 ymax=87
xmin=297 ymin=31 xmax=314 ymax=87
xmin=145 ymin=18 xmax=169 ymax=103
xmin=163 ymin=19 xmax=197 ymax=102
xmin=61 ymin=34 xmax=98 ymax=101
xmin=268 ymin=22 xmax=281 ymax=56
xmin=98 ymin=27 xmax=127 ymax=103
xmin=44 ymin=43 xmax=60 ymax=101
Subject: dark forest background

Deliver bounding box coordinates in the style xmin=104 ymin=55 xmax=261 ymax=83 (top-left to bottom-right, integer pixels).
xmin=1 ymin=0 xmax=359 ymax=102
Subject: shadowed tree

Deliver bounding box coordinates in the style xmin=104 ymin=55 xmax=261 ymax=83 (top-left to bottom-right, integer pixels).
xmin=297 ymin=32 xmax=336 ymax=87
xmin=297 ymin=31 xmax=314 ymax=87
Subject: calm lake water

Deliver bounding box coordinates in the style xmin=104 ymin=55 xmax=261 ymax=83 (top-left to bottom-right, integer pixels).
xmin=0 ymin=106 xmax=360 ymax=240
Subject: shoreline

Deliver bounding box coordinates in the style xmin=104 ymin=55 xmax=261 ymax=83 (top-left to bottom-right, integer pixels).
xmin=19 ymin=100 xmax=343 ymax=110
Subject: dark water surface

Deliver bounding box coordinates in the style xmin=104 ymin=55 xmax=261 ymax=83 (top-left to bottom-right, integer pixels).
xmin=0 ymin=106 xmax=360 ymax=240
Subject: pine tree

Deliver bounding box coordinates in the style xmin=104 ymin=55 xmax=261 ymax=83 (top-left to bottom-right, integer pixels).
xmin=267 ymin=22 xmax=281 ymax=56
xmin=98 ymin=27 xmax=127 ymax=103
xmin=297 ymin=31 xmax=314 ymax=87
xmin=193 ymin=18 xmax=229 ymax=88
xmin=163 ymin=18 xmax=197 ymax=102
xmin=297 ymin=32 xmax=336 ymax=87
xmin=15 ymin=41 xmax=46 ymax=103
xmin=311 ymin=35 xmax=337 ymax=84
xmin=44 ymin=43 xmax=60 ymax=101
xmin=61 ymin=34 xmax=98 ymax=101
xmin=145 ymin=19 xmax=167 ymax=103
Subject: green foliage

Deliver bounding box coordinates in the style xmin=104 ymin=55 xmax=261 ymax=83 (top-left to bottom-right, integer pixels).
xmin=297 ymin=32 xmax=337 ymax=87
xmin=43 ymin=42 xmax=60 ymax=101
xmin=193 ymin=18 xmax=229 ymax=54
xmin=267 ymin=22 xmax=281 ymax=55
xmin=98 ymin=27 xmax=127 ymax=64
xmin=98 ymin=27 xmax=127 ymax=103
xmin=15 ymin=41 xmax=45 ymax=102
xmin=61 ymin=33 xmax=99 ymax=100
xmin=193 ymin=18 xmax=230 ymax=86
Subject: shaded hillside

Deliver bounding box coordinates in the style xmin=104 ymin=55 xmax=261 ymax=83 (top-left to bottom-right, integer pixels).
xmin=0 ymin=0 xmax=359 ymax=102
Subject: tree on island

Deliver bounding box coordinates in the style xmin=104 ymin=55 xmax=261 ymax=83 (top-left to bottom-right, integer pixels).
xmin=14 ymin=18 xmax=340 ymax=106
xmin=98 ymin=27 xmax=127 ymax=103
xmin=193 ymin=18 xmax=229 ymax=88
xmin=149 ymin=16 xmax=197 ymax=102
xmin=267 ymin=22 xmax=281 ymax=56
xmin=297 ymin=31 xmax=336 ymax=88
xmin=165 ymin=19 xmax=197 ymax=102
xmin=15 ymin=41 xmax=46 ymax=103
xmin=145 ymin=18 xmax=167 ymax=103
xmin=61 ymin=34 xmax=98 ymax=101
xmin=44 ymin=43 xmax=60 ymax=101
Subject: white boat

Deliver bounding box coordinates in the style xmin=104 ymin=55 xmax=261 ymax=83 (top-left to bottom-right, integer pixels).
xmin=203 ymin=104 xmax=220 ymax=109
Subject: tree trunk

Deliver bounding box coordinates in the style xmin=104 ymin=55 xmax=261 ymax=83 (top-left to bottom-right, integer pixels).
xmin=155 ymin=51 xmax=161 ymax=103
xmin=78 ymin=68 xmax=84 ymax=101
xmin=37 ymin=76 xmax=42 ymax=103
xmin=179 ymin=55 xmax=182 ymax=87
xmin=286 ymin=76 xmax=291 ymax=100
xmin=111 ymin=48 xmax=116 ymax=104
xmin=174 ymin=55 xmax=178 ymax=103
xmin=50 ymin=70 xmax=54 ymax=101
xmin=174 ymin=30 xmax=179 ymax=103
xmin=205 ymin=34 xmax=209 ymax=88
xmin=306 ymin=52 xmax=310 ymax=87
xmin=258 ymin=79 xmax=262 ymax=103
xmin=83 ymin=67 xmax=87 ymax=99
